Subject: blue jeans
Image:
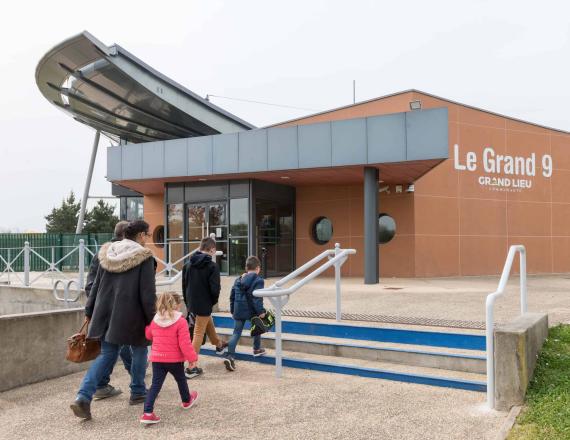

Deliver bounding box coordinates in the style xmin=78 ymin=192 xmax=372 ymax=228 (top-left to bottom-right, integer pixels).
xmin=144 ymin=362 xmax=189 ymax=413
xmin=227 ymin=319 xmax=261 ymax=356
xmin=76 ymin=341 xmax=148 ymax=402
xmin=97 ymin=345 xmax=132 ymax=389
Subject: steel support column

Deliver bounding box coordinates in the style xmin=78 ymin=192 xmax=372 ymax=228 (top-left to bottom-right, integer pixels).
xmin=364 ymin=167 xmax=379 ymax=284
xmin=76 ymin=130 xmax=101 ymax=234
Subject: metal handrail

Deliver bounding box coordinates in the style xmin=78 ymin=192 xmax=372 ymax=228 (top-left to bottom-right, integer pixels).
xmin=156 ymin=233 xmax=223 ymax=286
xmin=254 ymin=243 xmax=356 ymax=377
xmin=53 ymin=279 xmax=82 ymax=305
xmin=1 ymin=235 xmax=224 ymax=290
xmin=485 ymin=245 xmax=527 ymax=409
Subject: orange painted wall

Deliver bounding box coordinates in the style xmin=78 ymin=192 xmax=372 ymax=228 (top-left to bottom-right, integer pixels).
xmin=288 ymin=90 xmax=570 ymax=277
xmin=413 ymin=91 xmax=570 ymax=276
xmin=143 ymin=193 xmax=165 ymax=265
xmin=296 ymin=185 xmax=415 ymax=277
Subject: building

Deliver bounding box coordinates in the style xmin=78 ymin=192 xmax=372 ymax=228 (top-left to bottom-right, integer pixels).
xmin=36 ymin=32 xmax=570 ymax=282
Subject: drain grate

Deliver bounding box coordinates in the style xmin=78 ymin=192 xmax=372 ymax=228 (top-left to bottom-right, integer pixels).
xmin=218 ymin=308 xmax=487 ymax=330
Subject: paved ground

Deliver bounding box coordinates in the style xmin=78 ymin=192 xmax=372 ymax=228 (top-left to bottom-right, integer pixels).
xmin=0 ymin=356 xmax=506 ymax=440
xmin=3 ymin=272 xmax=564 ymax=438
xmin=210 ymin=274 xmax=569 ymax=327
xmin=12 ymin=272 xmax=570 ymax=326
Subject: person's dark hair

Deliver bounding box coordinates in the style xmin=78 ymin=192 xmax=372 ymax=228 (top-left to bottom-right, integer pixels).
xmin=113 ymin=220 xmax=130 ymax=240
xmin=199 ymin=237 xmax=216 ymax=252
xmin=246 ymin=256 xmax=261 ymax=271
xmin=124 ymin=220 xmax=149 ymax=240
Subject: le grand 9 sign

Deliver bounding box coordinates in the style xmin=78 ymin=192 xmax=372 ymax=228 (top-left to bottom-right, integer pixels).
xmin=453 ymin=144 xmax=553 ymax=192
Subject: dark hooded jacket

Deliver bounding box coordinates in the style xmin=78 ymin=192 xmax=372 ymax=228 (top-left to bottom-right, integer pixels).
xmin=182 ymin=251 xmax=220 ymax=317
xmin=230 ymin=272 xmax=265 ymax=321
xmin=85 ymin=237 xmax=120 ymax=297
xmin=85 ymin=239 xmax=156 ymax=346
xmin=86 ymin=238 xmax=158 ymax=297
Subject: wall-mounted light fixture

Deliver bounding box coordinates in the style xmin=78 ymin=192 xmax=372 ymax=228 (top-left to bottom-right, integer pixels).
xmin=409 ymin=100 xmax=422 ymax=111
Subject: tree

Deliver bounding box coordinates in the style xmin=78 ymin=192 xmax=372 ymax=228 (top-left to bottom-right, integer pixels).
xmin=83 ymin=200 xmax=119 ymax=234
xmin=45 ymin=192 xmax=80 ymax=233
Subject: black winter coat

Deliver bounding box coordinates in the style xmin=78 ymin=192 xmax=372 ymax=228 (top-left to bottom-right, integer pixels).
xmin=84 ymin=253 xmax=100 ymax=297
xmin=85 ymin=237 xmax=120 ymax=297
xmin=86 ymin=239 xmax=156 ymax=346
xmin=182 ymin=251 xmax=221 ymax=317
xmin=86 ymin=247 xmax=158 ymax=297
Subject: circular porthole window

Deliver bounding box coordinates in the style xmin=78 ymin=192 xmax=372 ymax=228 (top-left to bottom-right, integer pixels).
xmin=311 ymin=217 xmax=333 ymax=245
xmin=378 ymin=214 xmax=396 ymax=244
xmin=153 ymin=225 xmax=165 ymax=248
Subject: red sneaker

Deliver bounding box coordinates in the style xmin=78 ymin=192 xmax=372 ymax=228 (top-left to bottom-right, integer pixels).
xmin=140 ymin=413 xmax=161 ymax=425
xmin=181 ymin=391 xmax=199 ymax=410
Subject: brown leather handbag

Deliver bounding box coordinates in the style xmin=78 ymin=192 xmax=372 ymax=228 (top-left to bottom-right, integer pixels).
xmin=66 ymin=320 xmax=101 ymax=363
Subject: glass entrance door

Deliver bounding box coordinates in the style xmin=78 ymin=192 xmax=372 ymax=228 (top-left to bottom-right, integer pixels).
xmin=187 ymin=202 xmax=229 ymax=274
xmin=256 ymin=200 xmax=294 ymax=277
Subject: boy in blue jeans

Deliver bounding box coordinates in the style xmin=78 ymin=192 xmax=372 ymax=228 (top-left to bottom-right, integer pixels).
xmin=223 ymin=256 xmax=266 ymax=371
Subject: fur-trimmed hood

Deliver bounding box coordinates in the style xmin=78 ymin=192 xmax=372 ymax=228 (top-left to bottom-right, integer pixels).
xmin=98 ymin=239 xmax=154 ymax=273
xmin=153 ymin=310 xmax=183 ymax=327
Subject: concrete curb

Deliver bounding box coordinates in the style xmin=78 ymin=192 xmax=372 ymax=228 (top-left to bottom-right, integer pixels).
xmin=496 ymin=405 xmax=522 ymax=440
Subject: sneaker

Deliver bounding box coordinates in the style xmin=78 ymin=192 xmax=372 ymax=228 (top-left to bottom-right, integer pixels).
xmin=253 ymin=348 xmax=267 ymax=357
xmin=129 ymin=393 xmax=147 ymax=405
xmin=185 ymin=366 xmax=203 ymax=379
xmin=215 ymin=342 xmax=229 ymax=355
xmin=223 ymin=356 xmax=236 ymax=371
xmin=181 ymin=391 xmax=199 ymax=409
xmin=70 ymin=399 xmax=91 ymax=420
xmin=93 ymin=384 xmax=123 ymax=401
xmin=140 ymin=413 xmax=161 ymax=425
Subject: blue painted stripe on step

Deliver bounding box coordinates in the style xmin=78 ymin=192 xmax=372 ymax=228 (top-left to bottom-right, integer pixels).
xmin=202 ymin=348 xmax=486 ymax=392
xmin=215 ymin=328 xmax=486 ymax=361
xmin=212 ymin=315 xmax=486 ymax=351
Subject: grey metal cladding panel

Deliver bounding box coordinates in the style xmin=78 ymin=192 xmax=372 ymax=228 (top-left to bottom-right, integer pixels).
xmin=142 ymin=141 xmax=164 ymax=178
xmin=332 ymin=118 xmax=367 ymax=166
xmin=122 ymin=144 xmax=143 ymax=179
xmin=213 ymin=133 xmax=239 ymax=174
xmin=298 ymin=122 xmax=332 ymax=168
xmin=405 ymin=108 xmax=449 ymax=161
xmin=267 ymin=126 xmax=298 ymax=170
xmin=367 ymin=113 xmax=406 ymax=163
xmin=238 ymin=130 xmax=268 ymax=172
xmin=164 ymin=138 xmax=188 ymax=177
xmin=107 ymin=146 xmax=122 ymax=180
xmin=188 ymin=136 xmax=213 ymax=176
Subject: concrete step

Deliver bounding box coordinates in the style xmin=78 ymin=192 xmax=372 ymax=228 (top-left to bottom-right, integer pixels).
xmin=216 ymin=328 xmax=486 ymax=374
xmin=212 ymin=314 xmax=486 ymax=351
xmin=200 ymin=345 xmax=487 ymax=392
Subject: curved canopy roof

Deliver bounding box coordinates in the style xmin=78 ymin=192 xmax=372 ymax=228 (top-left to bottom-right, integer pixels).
xmin=36 ymin=32 xmax=254 ymax=143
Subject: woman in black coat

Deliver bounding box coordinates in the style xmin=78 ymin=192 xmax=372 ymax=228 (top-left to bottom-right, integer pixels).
xmin=71 ymin=220 xmax=156 ymax=420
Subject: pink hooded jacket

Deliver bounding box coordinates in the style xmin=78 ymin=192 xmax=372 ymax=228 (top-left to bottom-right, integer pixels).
xmin=145 ymin=311 xmax=198 ymax=363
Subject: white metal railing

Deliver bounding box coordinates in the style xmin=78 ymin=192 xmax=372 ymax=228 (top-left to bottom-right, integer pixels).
xmin=0 ymin=240 xmax=94 ymax=288
xmin=1 ymin=235 xmax=222 ymax=300
xmin=253 ymin=243 xmax=356 ymax=377
xmin=53 ymin=279 xmax=82 ymax=304
xmin=485 ymin=245 xmax=527 ymax=409
xmin=156 ymin=233 xmax=222 ymax=287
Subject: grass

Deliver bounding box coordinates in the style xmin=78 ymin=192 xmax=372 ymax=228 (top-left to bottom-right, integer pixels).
xmin=508 ymin=324 xmax=570 ymax=440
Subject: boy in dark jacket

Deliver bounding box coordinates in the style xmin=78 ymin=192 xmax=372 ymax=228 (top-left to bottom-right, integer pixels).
xmin=223 ymin=256 xmax=266 ymax=372
xmin=182 ymin=236 xmax=228 ymax=378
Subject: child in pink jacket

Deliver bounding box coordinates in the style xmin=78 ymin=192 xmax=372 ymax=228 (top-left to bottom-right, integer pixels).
xmin=140 ymin=292 xmax=199 ymax=425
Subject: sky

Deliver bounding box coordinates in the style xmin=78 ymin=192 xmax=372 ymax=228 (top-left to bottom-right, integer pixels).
xmin=1 ymin=0 xmax=569 ymax=231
